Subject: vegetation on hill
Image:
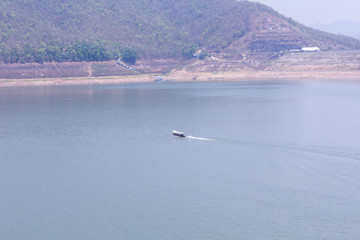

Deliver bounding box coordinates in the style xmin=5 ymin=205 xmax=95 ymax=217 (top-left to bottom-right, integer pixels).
xmin=1 ymin=0 xmax=360 ymax=64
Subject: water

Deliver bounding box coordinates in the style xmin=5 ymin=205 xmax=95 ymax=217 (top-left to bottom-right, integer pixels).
xmin=1 ymin=81 xmax=360 ymax=240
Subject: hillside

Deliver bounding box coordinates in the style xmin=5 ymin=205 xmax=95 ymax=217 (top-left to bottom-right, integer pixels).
xmin=1 ymin=0 xmax=360 ymax=64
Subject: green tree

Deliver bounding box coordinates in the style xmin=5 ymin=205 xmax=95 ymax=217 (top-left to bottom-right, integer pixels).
xmin=199 ymin=51 xmax=209 ymax=60
xmin=181 ymin=44 xmax=198 ymax=59
xmin=121 ymin=47 xmax=137 ymax=65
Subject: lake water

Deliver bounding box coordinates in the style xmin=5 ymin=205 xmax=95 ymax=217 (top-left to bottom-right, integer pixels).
xmin=1 ymin=81 xmax=360 ymax=240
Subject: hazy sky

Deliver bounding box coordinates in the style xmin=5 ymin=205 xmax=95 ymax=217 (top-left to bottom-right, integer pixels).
xmin=252 ymin=0 xmax=360 ymax=25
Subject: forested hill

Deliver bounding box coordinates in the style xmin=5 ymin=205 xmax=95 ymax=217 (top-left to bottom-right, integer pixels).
xmin=1 ymin=0 xmax=360 ymax=64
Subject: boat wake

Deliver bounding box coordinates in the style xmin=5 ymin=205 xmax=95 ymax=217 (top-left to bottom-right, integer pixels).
xmin=175 ymin=132 xmax=360 ymax=161
xmin=186 ymin=136 xmax=215 ymax=141
xmin=218 ymin=140 xmax=360 ymax=161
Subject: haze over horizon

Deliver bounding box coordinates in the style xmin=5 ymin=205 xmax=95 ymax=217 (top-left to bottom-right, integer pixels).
xmin=252 ymin=0 xmax=360 ymax=25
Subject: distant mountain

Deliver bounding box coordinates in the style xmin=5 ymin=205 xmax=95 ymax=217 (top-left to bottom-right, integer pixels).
xmin=1 ymin=0 xmax=360 ymax=64
xmin=312 ymin=21 xmax=360 ymax=39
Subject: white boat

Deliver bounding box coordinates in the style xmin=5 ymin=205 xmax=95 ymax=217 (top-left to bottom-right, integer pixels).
xmin=172 ymin=130 xmax=186 ymax=138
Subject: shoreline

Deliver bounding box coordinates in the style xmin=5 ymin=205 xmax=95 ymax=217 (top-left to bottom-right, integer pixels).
xmin=1 ymin=70 xmax=360 ymax=87
xmin=2 ymin=51 xmax=360 ymax=87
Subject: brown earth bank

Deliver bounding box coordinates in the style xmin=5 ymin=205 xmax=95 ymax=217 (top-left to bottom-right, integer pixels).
xmin=0 ymin=59 xmax=186 ymax=79
xmin=1 ymin=51 xmax=360 ymax=87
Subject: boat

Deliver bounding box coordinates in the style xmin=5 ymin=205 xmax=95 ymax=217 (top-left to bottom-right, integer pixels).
xmin=172 ymin=130 xmax=186 ymax=138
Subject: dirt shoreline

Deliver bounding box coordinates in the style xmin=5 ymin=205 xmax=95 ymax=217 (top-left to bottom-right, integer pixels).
xmin=1 ymin=70 xmax=360 ymax=87
xmin=2 ymin=51 xmax=360 ymax=87
xmin=0 ymin=74 xmax=156 ymax=87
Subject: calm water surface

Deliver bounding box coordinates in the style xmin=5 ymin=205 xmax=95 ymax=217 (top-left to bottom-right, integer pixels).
xmin=1 ymin=81 xmax=360 ymax=240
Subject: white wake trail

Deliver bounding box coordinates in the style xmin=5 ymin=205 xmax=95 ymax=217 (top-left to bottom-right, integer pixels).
xmin=187 ymin=136 xmax=215 ymax=141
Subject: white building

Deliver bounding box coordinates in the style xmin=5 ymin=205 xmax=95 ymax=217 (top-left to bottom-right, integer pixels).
xmin=301 ymin=47 xmax=320 ymax=52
